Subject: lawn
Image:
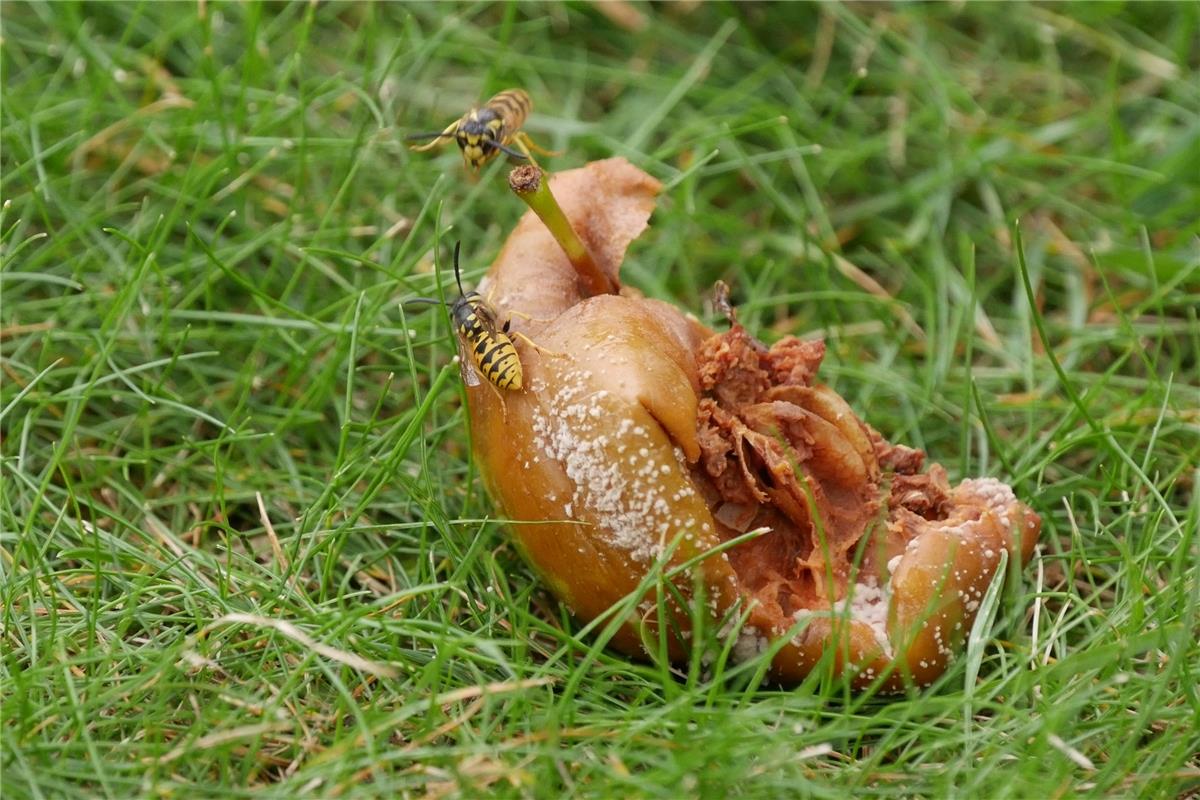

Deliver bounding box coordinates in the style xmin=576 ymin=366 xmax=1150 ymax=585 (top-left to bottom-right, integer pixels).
xmin=2 ymin=2 xmax=1198 ymax=797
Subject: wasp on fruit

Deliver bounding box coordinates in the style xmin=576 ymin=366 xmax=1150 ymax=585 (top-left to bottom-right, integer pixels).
xmin=407 ymin=89 xmax=556 ymax=171
xmin=407 ymin=241 xmax=561 ymax=398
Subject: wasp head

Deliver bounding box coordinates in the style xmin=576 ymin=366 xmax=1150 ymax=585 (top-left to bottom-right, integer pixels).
xmin=456 ymin=110 xmax=507 ymax=171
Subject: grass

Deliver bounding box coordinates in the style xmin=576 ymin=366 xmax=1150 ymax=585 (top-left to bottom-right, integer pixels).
xmin=2 ymin=2 xmax=1198 ymax=797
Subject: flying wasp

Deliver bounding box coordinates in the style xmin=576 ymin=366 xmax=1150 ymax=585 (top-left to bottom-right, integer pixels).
xmin=407 ymin=242 xmax=555 ymax=401
xmin=406 ymin=89 xmax=556 ymax=171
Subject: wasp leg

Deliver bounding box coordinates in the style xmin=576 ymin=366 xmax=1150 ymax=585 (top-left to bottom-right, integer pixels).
xmin=480 ymin=286 xmax=556 ymax=324
xmin=500 ymin=135 xmax=540 ymax=168
xmin=408 ymin=120 xmax=460 ymax=152
xmin=511 ymin=331 xmax=565 ymax=358
xmin=514 ymin=131 xmax=562 ymax=158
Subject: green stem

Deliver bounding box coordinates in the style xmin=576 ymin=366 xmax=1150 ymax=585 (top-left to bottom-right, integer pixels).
xmin=509 ymin=165 xmax=615 ymax=296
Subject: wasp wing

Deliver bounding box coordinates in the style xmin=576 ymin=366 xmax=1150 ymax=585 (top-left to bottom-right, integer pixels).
xmin=455 ymin=337 xmax=481 ymax=387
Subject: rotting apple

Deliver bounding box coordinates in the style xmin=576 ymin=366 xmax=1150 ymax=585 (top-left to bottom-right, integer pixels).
xmin=463 ymin=157 xmax=1040 ymax=690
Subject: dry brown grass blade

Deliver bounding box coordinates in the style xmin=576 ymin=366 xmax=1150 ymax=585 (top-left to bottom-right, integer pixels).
xmin=801 ymin=241 xmax=927 ymax=342
xmin=1030 ymin=6 xmax=1180 ymax=80
xmin=211 ymin=613 xmax=399 ymax=678
xmin=148 ymin=721 xmax=293 ymax=765
xmin=70 ymin=95 xmax=195 ymax=164
xmin=589 ymin=0 xmax=647 ymax=32
xmin=255 ymin=492 xmax=289 ymax=573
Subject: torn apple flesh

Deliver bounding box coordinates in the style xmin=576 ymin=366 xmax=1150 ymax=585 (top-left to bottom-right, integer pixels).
xmin=694 ymin=321 xmax=1040 ymax=687
xmin=467 ymin=158 xmax=1041 ymax=688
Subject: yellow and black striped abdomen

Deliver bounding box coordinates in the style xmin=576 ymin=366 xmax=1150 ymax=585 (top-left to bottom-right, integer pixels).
xmin=484 ymin=89 xmax=532 ymax=134
xmin=458 ymin=309 xmax=522 ymax=391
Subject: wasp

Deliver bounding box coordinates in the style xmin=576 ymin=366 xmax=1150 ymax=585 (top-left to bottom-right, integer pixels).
xmin=407 ymin=242 xmax=554 ymax=399
xmin=406 ymin=89 xmax=555 ymax=171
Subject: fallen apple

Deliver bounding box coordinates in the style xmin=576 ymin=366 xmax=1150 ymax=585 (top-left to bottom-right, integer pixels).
xmin=461 ymin=158 xmax=1040 ymax=689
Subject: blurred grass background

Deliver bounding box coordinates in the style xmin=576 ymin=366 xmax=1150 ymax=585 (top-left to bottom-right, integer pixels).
xmin=2 ymin=2 xmax=1198 ymax=797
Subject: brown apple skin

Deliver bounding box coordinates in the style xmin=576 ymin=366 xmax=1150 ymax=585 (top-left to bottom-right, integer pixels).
xmin=881 ymin=480 xmax=1041 ymax=689
xmin=468 ymin=295 xmax=746 ymax=656
xmin=462 ymin=158 xmax=1042 ymax=688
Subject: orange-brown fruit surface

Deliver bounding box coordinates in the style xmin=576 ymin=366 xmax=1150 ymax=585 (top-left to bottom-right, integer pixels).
xmin=466 ymin=158 xmax=1041 ymax=690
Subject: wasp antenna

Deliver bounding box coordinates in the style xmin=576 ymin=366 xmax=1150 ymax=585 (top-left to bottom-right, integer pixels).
xmin=453 ymin=241 xmax=467 ymax=297
xmin=492 ymin=141 xmax=530 ymax=161
xmin=405 ymin=131 xmax=455 ymax=142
